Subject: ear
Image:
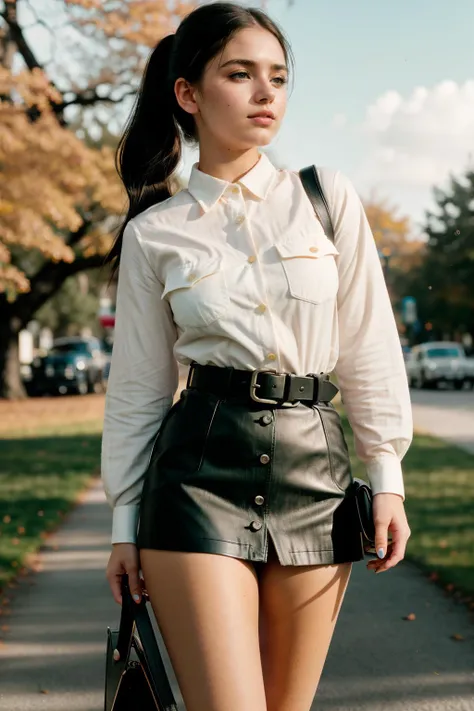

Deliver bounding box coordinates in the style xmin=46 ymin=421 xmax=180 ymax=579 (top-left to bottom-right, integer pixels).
xmin=174 ymin=77 xmax=199 ymax=116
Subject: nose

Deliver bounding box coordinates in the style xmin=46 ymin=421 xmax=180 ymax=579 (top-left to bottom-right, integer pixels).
xmin=253 ymin=79 xmax=276 ymax=105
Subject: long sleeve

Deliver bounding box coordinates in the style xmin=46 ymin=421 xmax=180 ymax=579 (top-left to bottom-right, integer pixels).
xmin=101 ymin=220 xmax=179 ymax=544
xmin=327 ymin=170 xmax=413 ymax=499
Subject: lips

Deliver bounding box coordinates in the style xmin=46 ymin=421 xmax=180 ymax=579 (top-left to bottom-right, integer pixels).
xmin=248 ymin=111 xmax=275 ymax=120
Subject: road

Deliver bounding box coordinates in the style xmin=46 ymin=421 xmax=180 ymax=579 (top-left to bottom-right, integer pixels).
xmin=410 ymin=386 xmax=474 ymax=455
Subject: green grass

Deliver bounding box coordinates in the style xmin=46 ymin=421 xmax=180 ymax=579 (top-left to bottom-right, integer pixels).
xmin=341 ymin=414 xmax=474 ymax=597
xmin=0 ymin=422 xmax=102 ymax=593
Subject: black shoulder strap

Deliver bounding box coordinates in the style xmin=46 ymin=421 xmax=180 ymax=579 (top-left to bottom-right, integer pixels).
xmin=298 ymin=165 xmax=335 ymax=243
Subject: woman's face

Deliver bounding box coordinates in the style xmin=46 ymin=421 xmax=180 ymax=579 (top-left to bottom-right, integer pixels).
xmin=177 ymin=26 xmax=289 ymax=152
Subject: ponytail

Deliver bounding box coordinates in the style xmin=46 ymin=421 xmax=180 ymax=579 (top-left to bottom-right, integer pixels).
xmin=105 ymin=34 xmax=181 ymax=276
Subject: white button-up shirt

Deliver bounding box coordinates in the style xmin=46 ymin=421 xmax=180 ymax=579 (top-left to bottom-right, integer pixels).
xmin=101 ymin=152 xmax=413 ymax=545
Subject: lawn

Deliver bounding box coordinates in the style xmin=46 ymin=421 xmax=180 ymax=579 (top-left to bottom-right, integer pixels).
xmin=341 ymin=415 xmax=474 ymax=601
xmin=0 ymin=395 xmax=105 ymax=593
xmin=0 ymin=389 xmax=473 ymax=604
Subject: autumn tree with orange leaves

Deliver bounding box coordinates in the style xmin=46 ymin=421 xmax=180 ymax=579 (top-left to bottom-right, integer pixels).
xmin=0 ymin=0 xmax=194 ymax=398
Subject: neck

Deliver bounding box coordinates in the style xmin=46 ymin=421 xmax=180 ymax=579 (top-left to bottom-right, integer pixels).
xmin=197 ymin=143 xmax=261 ymax=184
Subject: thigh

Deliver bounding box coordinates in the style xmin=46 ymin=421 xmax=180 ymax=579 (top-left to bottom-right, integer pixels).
xmin=139 ymin=549 xmax=267 ymax=711
xmin=259 ymin=542 xmax=352 ymax=711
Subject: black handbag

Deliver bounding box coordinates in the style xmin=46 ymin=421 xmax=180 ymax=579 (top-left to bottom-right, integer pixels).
xmin=104 ymin=574 xmax=179 ymax=711
xmin=299 ymin=166 xmax=377 ymax=557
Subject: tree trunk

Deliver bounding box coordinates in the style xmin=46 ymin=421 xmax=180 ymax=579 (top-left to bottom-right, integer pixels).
xmin=0 ymin=314 xmax=26 ymax=400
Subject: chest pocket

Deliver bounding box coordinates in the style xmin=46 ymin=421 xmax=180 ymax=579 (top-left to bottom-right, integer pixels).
xmin=162 ymin=258 xmax=230 ymax=329
xmin=275 ymin=232 xmax=340 ymax=305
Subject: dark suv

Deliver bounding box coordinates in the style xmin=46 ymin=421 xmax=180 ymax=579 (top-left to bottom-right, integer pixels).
xmin=25 ymin=337 xmax=110 ymax=396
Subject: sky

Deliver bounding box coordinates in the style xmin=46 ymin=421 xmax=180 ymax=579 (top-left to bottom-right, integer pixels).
xmin=22 ymin=0 xmax=474 ymax=233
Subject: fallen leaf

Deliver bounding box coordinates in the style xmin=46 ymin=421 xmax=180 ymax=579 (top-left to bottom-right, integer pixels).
xmin=403 ymin=612 xmax=416 ymax=621
xmin=39 ymin=689 xmax=49 ymax=694
xmin=445 ymin=583 xmax=455 ymax=592
xmin=428 ymin=572 xmax=439 ymax=582
xmin=3 ymin=515 xmax=11 ymax=524
xmin=451 ymin=633 xmax=465 ymax=641
xmin=438 ymin=539 xmax=448 ymax=548
xmin=12 ymin=538 xmax=20 ymax=545
xmin=17 ymin=526 xmax=25 ymax=534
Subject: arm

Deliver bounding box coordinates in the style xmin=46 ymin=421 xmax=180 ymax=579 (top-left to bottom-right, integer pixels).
xmin=101 ymin=220 xmax=179 ymax=545
xmin=322 ymin=169 xmax=413 ymax=499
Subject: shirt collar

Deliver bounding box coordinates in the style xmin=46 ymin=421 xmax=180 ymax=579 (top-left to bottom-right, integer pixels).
xmin=187 ymin=152 xmax=277 ymax=213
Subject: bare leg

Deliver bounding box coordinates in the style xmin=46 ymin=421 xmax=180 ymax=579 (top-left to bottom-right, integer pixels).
xmin=140 ymin=548 xmax=267 ymax=711
xmin=259 ymin=541 xmax=352 ymax=711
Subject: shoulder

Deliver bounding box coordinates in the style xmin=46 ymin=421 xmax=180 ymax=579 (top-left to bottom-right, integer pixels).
xmin=314 ymin=167 xmax=362 ymax=208
xmin=128 ymin=188 xmax=196 ymax=244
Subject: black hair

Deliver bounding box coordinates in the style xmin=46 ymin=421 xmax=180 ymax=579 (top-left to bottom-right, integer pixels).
xmin=104 ymin=1 xmax=293 ymax=276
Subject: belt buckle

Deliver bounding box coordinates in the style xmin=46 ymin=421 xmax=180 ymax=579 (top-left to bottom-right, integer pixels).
xmin=249 ymin=368 xmax=300 ymax=407
xmin=250 ymin=368 xmax=279 ymax=404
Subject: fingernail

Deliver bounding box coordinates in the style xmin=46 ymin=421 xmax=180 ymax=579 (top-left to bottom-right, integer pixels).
xmin=377 ymin=548 xmax=385 ymax=559
xmin=133 ymin=594 xmax=140 ymax=602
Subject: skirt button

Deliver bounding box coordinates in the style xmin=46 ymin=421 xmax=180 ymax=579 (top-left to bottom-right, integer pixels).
xmin=250 ymin=521 xmax=262 ymax=531
xmin=254 ymin=495 xmax=265 ymax=506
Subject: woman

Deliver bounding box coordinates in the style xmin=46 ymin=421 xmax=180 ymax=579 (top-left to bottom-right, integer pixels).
xmin=102 ymin=3 xmax=413 ymax=710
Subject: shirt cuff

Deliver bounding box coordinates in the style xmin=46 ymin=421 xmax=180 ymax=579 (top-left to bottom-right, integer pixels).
xmin=111 ymin=505 xmax=140 ymax=545
xmin=366 ymin=456 xmax=405 ymax=501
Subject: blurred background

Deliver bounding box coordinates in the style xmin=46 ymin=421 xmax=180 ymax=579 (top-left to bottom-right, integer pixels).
xmin=1 ymin=4 xmax=474 ymax=709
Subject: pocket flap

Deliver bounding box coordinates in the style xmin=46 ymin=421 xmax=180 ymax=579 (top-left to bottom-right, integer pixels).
xmin=276 ymin=232 xmax=339 ymax=260
xmin=162 ymin=259 xmax=222 ymax=299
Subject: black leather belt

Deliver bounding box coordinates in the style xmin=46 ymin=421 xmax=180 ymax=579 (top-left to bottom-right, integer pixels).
xmin=186 ymin=362 xmax=339 ymax=406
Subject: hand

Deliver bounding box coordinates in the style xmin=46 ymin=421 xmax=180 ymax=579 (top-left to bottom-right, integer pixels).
xmin=106 ymin=543 xmax=146 ymax=606
xmin=366 ymin=493 xmax=411 ymax=574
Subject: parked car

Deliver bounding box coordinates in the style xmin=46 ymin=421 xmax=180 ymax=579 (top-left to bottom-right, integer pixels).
xmin=405 ymin=341 xmax=474 ymax=390
xmin=24 ymin=336 xmax=110 ymax=396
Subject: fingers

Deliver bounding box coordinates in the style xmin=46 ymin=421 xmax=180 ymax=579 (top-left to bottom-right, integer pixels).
xmin=109 ymin=572 xmax=123 ymax=606
xmin=127 ymin=561 xmax=142 ymax=604
xmin=367 ymin=525 xmax=410 ymax=574
xmin=106 ymin=544 xmax=142 ymax=605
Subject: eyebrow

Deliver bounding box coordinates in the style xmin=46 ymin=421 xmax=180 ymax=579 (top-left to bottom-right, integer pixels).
xmin=219 ymin=58 xmax=288 ymax=72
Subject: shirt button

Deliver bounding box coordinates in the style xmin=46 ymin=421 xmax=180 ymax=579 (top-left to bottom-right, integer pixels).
xmin=235 ymin=215 xmax=245 ymax=225
xmin=250 ymin=520 xmax=262 ymax=531
xmin=187 ymin=272 xmax=197 ymax=282
xmin=247 ymin=255 xmax=257 ymax=264
xmin=262 ymin=414 xmax=272 ymax=425
xmin=267 ymin=353 xmax=277 ymax=362
xmin=309 ymin=246 xmax=319 ymax=253
xmin=260 ymin=454 xmax=270 ymax=464
xmin=231 ymin=185 xmax=240 ymax=194
xmin=254 ymin=495 xmax=265 ymax=506
xmin=256 ymin=303 xmax=267 ymax=314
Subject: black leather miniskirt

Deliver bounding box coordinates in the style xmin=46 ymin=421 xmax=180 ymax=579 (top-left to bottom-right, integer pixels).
xmin=136 ymin=385 xmax=365 ymax=566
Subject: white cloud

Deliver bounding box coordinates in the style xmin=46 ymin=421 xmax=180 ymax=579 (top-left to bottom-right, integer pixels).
xmin=354 ymin=80 xmax=474 ymax=225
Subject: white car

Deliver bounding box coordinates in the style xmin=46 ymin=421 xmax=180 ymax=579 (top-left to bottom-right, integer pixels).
xmin=406 ymin=341 xmax=474 ymax=390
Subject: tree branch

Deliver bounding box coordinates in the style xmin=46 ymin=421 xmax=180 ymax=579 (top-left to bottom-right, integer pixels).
xmin=12 ymin=253 xmax=108 ymax=327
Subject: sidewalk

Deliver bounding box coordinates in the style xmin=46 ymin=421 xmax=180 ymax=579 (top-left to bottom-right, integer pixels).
xmin=0 ymin=473 xmax=473 ymax=711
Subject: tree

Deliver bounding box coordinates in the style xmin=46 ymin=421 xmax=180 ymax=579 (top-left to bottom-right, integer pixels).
xmin=0 ymin=0 xmax=193 ymax=398
xmin=401 ymin=169 xmax=474 ymax=342
xmin=363 ymin=197 xmax=425 ymax=320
